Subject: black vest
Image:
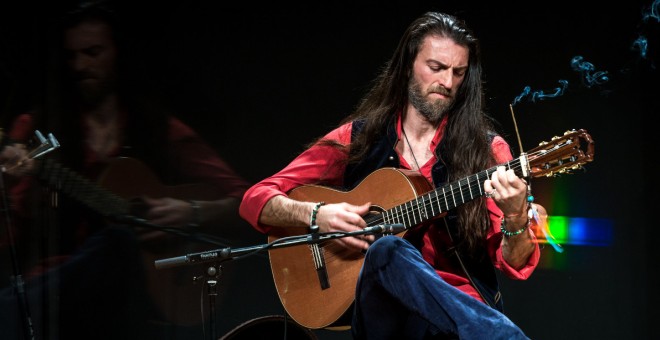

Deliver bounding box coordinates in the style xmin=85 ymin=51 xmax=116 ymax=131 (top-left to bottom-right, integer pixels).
xmin=344 ymin=118 xmax=504 ymax=312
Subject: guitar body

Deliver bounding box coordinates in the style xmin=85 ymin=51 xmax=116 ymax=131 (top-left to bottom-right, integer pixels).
xmin=96 ymin=157 xmax=220 ymax=202
xmin=267 ymin=168 xmax=433 ymax=329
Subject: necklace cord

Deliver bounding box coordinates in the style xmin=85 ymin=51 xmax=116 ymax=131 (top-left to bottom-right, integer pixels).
xmin=402 ymin=128 xmax=422 ymax=171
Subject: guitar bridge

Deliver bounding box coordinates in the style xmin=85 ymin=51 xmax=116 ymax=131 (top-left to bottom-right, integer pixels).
xmin=309 ymin=243 xmax=330 ymax=290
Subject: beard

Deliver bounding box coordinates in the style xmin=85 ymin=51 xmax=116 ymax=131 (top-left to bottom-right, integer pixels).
xmin=78 ymin=80 xmax=114 ymax=107
xmin=72 ymin=72 xmax=117 ymax=108
xmin=408 ymin=77 xmax=453 ymax=124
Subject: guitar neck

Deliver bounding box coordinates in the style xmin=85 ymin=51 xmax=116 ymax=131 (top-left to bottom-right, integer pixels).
xmin=37 ymin=158 xmax=129 ymax=218
xmin=370 ymin=155 xmax=528 ymax=229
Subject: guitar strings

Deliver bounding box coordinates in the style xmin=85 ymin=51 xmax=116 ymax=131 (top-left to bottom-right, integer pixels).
xmin=314 ymin=160 xmax=515 ymax=263
xmin=379 ymin=144 xmax=574 ymax=229
xmin=376 ymin=152 xmax=535 ymax=229
xmin=317 ymin=159 xmax=528 ymax=264
xmin=316 ymin=145 xmax=574 ymax=264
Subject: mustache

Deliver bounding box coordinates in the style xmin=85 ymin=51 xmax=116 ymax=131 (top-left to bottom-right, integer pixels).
xmin=72 ymin=71 xmax=98 ymax=81
xmin=428 ymin=86 xmax=450 ymax=96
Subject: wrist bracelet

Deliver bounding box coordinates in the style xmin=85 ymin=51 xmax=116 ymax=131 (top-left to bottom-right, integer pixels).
xmin=188 ymin=200 xmax=201 ymax=227
xmin=500 ymin=216 xmax=530 ymax=237
xmin=310 ymin=202 xmax=325 ymax=227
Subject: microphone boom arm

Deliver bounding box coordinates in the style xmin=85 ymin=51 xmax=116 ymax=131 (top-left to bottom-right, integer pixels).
xmin=154 ymin=223 xmax=406 ymax=269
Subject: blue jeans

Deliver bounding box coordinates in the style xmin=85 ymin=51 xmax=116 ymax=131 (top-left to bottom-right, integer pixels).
xmin=351 ymin=236 xmax=529 ymax=340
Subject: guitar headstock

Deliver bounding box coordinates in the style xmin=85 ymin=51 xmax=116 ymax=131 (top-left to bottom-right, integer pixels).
xmin=28 ymin=130 xmax=60 ymax=160
xmin=1 ymin=130 xmax=60 ymax=175
xmin=527 ymin=129 xmax=595 ymax=178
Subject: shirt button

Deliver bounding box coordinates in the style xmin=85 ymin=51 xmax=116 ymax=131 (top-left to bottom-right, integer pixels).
xmin=389 ymin=156 xmax=394 ymax=161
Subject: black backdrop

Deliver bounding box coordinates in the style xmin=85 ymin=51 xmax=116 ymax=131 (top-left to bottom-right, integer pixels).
xmin=1 ymin=1 xmax=658 ymax=339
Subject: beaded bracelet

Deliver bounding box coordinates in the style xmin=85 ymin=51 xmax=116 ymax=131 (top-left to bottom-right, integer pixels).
xmin=310 ymin=202 xmax=325 ymax=227
xmin=188 ymin=200 xmax=201 ymax=227
xmin=500 ymin=216 xmax=530 ymax=237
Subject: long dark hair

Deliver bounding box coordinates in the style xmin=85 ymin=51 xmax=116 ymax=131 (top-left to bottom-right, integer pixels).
xmin=337 ymin=12 xmax=498 ymax=254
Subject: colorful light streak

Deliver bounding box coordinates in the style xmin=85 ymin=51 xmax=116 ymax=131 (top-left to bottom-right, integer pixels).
xmin=534 ymin=215 xmax=613 ymax=247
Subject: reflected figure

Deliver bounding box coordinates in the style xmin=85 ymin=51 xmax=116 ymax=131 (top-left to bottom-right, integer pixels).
xmin=0 ymin=2 xmax=253 ymax=339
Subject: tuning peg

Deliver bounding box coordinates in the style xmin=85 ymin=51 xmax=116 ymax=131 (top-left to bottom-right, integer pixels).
xmin=48 ymin=133 xmax=60 ymax=148
xmin=35 ymin=130 xmax=47 ymax=143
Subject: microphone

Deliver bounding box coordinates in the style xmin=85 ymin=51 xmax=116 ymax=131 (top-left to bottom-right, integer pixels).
xmin=362 ymin=223 xmax=406 ymax=234
xmin=154 ymin=248 xmax=232 ymax=269
xmin=154 ymin=255 xmax=189 ymax=269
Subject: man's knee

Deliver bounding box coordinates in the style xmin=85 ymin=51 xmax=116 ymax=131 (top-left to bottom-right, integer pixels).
xmin=364 ymin=236 xmax=408 ymax=268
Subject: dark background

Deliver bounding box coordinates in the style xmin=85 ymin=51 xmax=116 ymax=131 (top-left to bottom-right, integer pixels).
xmin=1 ymin=1 xmax=658 ymax=339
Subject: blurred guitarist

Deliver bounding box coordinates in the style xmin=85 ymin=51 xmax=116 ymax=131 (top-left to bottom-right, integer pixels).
xmin=240 ymin=12 xmax=547 ymax=340
xmin=0 ymin=2 xmax=251 ymax=339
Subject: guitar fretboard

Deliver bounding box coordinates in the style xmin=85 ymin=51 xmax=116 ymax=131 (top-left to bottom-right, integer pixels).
xmin=366 ymin=155 xmax=528 ymax=229
xmin=38 ymin=159 xmax=129 ymax=217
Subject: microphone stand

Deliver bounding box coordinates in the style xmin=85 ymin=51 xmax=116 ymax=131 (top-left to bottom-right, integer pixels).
xmin=192 ymin=263 xmax=221 ymax=340
xmin=153 ymin=223 xmax=406 ymax=340
xmin=0 ymin=172 xmax=35 ymax=340
xmin=109 ymin=214 xmax=234 ymax=340
xmin=0 ymin=130 xmax=59 ymax=340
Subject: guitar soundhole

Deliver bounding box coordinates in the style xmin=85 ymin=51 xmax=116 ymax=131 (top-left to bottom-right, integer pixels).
xmin=364 ymin=206 xmax=386 ymax=245
xmin=364 ymin=205 xmax=384 ymax=225
xmin=368 ymin=205 xmax=384 ymax=214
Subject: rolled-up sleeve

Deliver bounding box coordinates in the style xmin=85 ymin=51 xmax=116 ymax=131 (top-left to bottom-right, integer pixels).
xmin=240 ymin=123 xmax=352 ymax=233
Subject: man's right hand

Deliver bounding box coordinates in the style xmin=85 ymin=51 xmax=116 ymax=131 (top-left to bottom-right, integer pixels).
xmin=314 ymin=202 xmax=373 ymax=251
xmin=261 ymin=196 xmax=374 ymax=252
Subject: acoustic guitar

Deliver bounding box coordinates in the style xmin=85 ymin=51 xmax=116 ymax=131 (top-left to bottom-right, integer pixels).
xmin=34 ymin=155 xmax=224 ymax=327
xmin=267 ymin=129 xmax=595 ymax=329
xmin=4 ymin=131 xmax=235 ymax=326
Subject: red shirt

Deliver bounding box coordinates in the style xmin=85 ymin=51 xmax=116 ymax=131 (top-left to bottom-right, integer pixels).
xmin=4 ymin=113 xmax=250 ymax=256
xmin=239 ymin=116 xmax=540 ymax=302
